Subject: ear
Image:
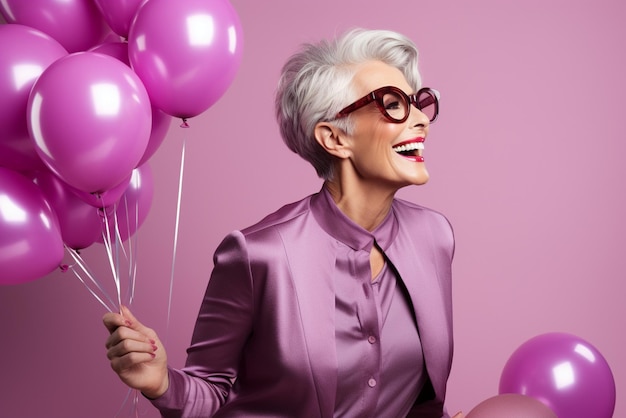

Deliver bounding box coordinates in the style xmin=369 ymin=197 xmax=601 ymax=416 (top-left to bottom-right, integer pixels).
xmin=314 ymin=122 xmax=351 ymax=159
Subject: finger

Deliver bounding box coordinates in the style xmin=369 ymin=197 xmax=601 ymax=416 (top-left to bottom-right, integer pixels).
xmin=110 ymin=350 xmax=156 ymax=374
xmin=107 ymin=337 xmax=157 ymax=361
xmin=102 ymin=311 xmax=127 ymax=334
xmin=120 ymin=305 xmax=157 ymax=339
xmin=105 ymin=325 xmax=155 ymax=350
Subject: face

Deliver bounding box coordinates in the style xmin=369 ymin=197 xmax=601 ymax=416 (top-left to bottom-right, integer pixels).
xmin=338 ymin=60 xmax=432 ymax=190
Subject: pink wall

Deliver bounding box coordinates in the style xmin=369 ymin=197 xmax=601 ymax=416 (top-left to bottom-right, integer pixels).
xmin=1 ymin=0 xmax=624 ymax=416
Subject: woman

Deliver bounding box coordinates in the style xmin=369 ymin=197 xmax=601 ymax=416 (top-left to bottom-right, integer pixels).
xmin=104 ymin=28 xmax=459 ymax=417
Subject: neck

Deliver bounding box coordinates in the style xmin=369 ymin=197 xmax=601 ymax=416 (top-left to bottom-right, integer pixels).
xmin=324 ymin=178 xmax=397 ymax=232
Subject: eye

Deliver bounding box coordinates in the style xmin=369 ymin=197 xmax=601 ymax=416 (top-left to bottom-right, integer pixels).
xmin=384 ymin=100 xmax=402 ymax=110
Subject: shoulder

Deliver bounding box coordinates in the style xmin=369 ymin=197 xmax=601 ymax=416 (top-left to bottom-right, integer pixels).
xmin=241 ymin=194 xmax=313 ymax=236
xmin=215 ymin=193 xmax=316 ymax=255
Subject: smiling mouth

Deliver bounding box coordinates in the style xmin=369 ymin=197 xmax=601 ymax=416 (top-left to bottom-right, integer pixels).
xmin=392 ymin=140 xmax=425 ymax=161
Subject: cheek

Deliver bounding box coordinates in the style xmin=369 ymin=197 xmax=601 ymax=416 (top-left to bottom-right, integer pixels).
xmin=372 ymin=123 xmax=404 ymax=145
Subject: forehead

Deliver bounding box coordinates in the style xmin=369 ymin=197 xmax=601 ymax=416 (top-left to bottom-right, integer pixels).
xmin=350 ymin=60 xmax=412 ymax=95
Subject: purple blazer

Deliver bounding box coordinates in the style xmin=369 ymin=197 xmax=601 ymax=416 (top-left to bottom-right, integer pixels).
xmin=153 ymin=188 xmax=455 ymax=418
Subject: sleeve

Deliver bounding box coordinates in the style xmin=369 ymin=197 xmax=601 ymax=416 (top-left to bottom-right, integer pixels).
xmin=150 ymin=231 xmax=254 ymax=418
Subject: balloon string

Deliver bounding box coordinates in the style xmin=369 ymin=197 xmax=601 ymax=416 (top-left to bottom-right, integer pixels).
xmin=113 ymin=211 xmax=122 ymax=306
xmin=65 ymin=246 xmax=116 ymax=310
xmin=113 ymin=388 xmax=141 ymax=418
xmin=127 ymin=195 xmax=139 ymax=306
xmin=117 ymin=195 xmax=138 ymax=307
xmin=101 ymin=205 xmax=122 ymax=309
xmin=166 ymin=129 xmax=187 ymax=340
xmin=64 ymin=245 xmax=117 ymax=312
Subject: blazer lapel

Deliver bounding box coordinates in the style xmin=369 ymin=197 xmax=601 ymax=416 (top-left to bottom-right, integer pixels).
xmin=385 ymin=225 xmax=452 ymax=401
xmin=281 ymin=223 xmax=338 ymax=418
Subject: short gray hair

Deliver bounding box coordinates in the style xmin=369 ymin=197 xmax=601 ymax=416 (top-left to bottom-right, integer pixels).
xmin=275 ymin=28 xmax=422 ymax=180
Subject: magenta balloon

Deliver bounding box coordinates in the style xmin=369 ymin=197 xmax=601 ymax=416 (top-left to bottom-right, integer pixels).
xmin=499 ymin=332 xmax=616 ymax=418
xmin=88 ymin=41 xmax=172 ymax=166
xmin=90 ymin=41 xmax=130 ymax=65
xmin=72 ymin=173 xmax=132 ymax=208
xmin=466 ymin=394 xmax=557 ymax=418
xmin=0 ymin=0 xmax=109 ymax=52
xmin=128 ymin=0 xmax=244 ymax=118
xmin=27 ymin=52 xmax=152 ymax=194
xmin=0 ymin=24 xmax=67 ymax=173
xmin=34 ymin=170 xmax=102 ymax=250
xmin=100 ymin=163 xmax=153 ymax=243
xmin=138 ymin=107 xmax=171 ymax=166
xmin=93 ymin=0 xmax=144 ymax=39
xmin=0 ymin=167 xmax=64 ymax=285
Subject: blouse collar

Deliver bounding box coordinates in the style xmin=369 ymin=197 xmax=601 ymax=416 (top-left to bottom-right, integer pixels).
xmin=310 ymin=186 xmax=399 ymax=252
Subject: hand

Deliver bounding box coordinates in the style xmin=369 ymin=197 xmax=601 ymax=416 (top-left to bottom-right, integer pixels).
xmin=103 ymin=305 xmax=169 ymax=399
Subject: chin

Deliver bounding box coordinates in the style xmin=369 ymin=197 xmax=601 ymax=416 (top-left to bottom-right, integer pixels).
xmin=408 ymin=169 xmax=430 ymax=186
xmin=412 ymin=177 xmax=429 ymax=186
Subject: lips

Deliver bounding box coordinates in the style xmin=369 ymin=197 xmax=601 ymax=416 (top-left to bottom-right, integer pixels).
xmin=392 ymin=138 xmax=425 ymax=162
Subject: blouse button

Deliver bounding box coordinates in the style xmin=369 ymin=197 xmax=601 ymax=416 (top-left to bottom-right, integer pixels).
xmin=368 ymin=335 xmax=377 ymax=344
xmin=368 ymin=378 xmax=377 ymax=388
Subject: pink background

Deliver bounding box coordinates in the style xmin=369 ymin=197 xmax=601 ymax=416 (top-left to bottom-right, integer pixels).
xmin=1 ymin=0 xmax=624 ymax=416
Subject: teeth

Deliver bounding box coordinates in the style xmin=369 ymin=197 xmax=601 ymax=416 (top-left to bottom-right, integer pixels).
xmin=393 ymin=142 xmax=424 ymax=152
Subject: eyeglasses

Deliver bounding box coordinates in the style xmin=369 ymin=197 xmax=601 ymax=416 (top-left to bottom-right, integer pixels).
xmin=335 ymin=86 xmax=440 ymax=123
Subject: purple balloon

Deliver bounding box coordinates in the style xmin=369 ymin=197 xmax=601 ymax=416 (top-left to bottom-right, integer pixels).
xmin=466 ymin=394 xmax=557 ymax=418
xmin=128 ymin=0 xmax=244 ymax=118
xmin=34 ymin=170 xmax=102 ymax=250
xmin=27 ymin=52 xmax=152 ymax=194
xmin=89 ymin=41 xmax=172 ymax=165
xmin=137 ymin=106 xmax=171 ymax=166
xmin=0 ymin=167 xmax=64 ymax=285
xmin=93 ymin=0 xmax=144 ymax=38
xmin=499 ymin=332 xmax=616 ymax=418
xmin=90 ymin=40 xmax=131 ymax=64
xmin=0 ymin=24 xmax=67 ymax=173
xmin=0 ymin=0 xmax=109 ymax=52
xmin=99 ymin=163 xmax=153 ymax=243
xmin=70 ymin=172 xmax=131 ymax=209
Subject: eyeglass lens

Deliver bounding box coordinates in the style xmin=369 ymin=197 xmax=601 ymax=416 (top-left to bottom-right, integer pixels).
xmin=381 ymin=89 xmax=437 ymax=122
xmin=416 ymin=90 xmax=437 ymax=122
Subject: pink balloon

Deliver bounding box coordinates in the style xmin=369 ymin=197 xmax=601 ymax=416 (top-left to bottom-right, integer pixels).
xmin=138 ymin=106 xmax=171 ymax=166
xmin=71 ymin=173 xmax=132 ymax=209
xmin=0 ymin=0 xmax=109 ymax=52
xmin=93 ymin=0 xmax=144 ymax=39
xmin=0 ymin=24 xmax=67 ymax=173
xmin=100 ymin=163 xmax=153 ymax=243
xmin=0 ymin=167 xmax=64 ymax=285
xmin=90 ymin=40 xmax=130 ymax=64
xmin=34 ymin=170 xmax=102 ymax=250
xmin=466 ymin=394 xmax=557 ymax=418
xmin=89 ymin=41 xmax=172 ymax=165
xmin=27 ymin=52 xmax=152 ymax=194
xmin=499 ymin=332 xmax=616 ymax=418
xmin=128 ymin=0 xmax=244 ymax=118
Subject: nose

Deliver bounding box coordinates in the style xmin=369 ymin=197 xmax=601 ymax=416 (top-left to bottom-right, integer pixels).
xmin=409 ymin=104 xmax=430 ymax=129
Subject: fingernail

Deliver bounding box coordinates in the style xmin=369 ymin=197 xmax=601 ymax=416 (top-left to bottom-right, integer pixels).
xmin=124 ymin=320 xmax=132 ymax=326
xmin=149 ymin=352 xmax=156 ymax=358
xmin=149 ymin=339 xmax=156 ymax=345
xmin=152 ymin=344 xmax=158 ymax=351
